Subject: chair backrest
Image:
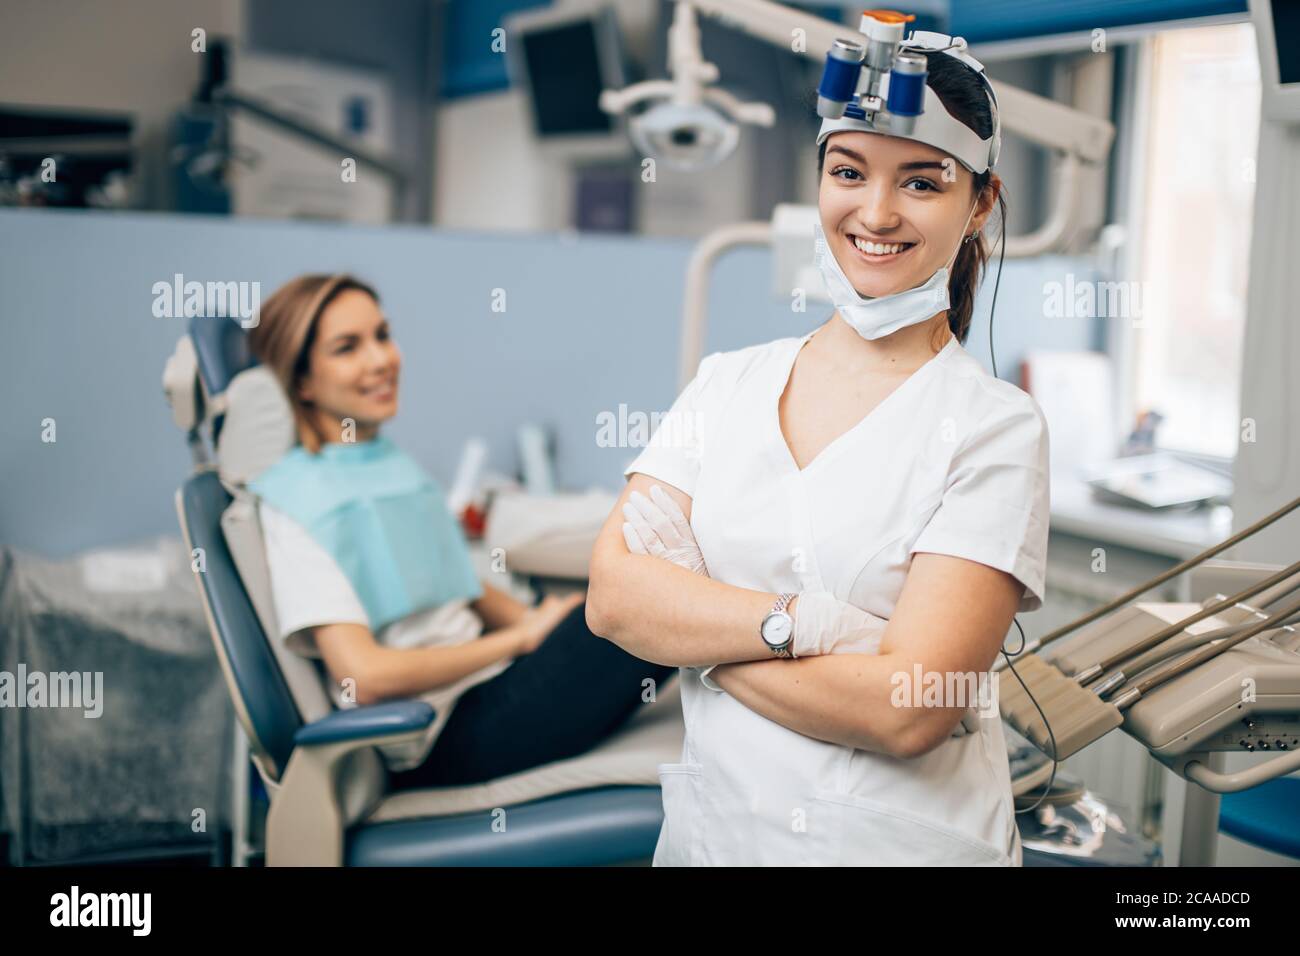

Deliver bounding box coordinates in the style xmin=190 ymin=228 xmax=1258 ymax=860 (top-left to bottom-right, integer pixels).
xmin=190 ymin=314 xmax=257 ymax=445
xmin=177 ymin=471 xmax=303 ymax=779
xmin=191 ymin=312 xmax=256 ymax=391
xmin=166 ymin=315 xmax=331 ymax=783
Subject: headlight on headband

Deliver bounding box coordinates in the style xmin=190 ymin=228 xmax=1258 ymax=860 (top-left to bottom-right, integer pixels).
xmin=815 ymin=11 xmax=1001 ymax=175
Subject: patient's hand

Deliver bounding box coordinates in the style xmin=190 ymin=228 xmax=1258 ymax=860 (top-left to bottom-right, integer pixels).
xmin=515 ymin=592 xmax=584 ymax=654
xmin=621 ymin=484 xmax=709 ymax=576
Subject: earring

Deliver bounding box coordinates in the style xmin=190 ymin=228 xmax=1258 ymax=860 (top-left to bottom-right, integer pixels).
xmin=963 ymin=233 xmax=975 ymax=244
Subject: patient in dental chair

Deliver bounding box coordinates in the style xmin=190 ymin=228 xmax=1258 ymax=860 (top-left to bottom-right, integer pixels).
xmin=246 ymin=273 xmax=676 ymax=790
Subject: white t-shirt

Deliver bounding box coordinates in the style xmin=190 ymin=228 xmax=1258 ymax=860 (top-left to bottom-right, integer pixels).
xmin=258 ymin=501 xmax=512 ymax=762
xmin=624 ymin=330 xmax=1048 ymax=865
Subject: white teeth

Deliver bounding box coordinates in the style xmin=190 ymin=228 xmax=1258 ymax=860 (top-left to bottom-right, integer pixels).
xmin=853 ymin=236 xmax=911 ymax=256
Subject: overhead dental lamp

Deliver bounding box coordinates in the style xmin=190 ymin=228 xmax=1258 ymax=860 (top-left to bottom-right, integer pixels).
xmin=598 ymin=1 xmax=776 ymax=170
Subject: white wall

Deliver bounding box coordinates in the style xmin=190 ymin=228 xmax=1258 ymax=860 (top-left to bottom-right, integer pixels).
xmin=434 ymin=90 xmax=572 ymax=234
xmin=1233 ymin=116 xmax=1300 ymax=566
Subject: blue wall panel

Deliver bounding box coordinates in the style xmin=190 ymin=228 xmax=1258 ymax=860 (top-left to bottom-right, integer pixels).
xmin=0 ymin=208 xmax=1097 ymax=556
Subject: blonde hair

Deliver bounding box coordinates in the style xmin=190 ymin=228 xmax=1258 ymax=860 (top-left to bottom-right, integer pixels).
xmin=248 ymin=273 xmax=380 ymax=454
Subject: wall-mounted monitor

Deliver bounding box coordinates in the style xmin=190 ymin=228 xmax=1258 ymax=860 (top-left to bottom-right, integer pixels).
xmin=504 ymin=3 xmax=632 ymax=161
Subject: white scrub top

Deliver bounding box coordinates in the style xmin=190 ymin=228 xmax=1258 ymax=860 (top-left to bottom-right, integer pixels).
xmin=623 ymin=328 xmax=1050 ymax=866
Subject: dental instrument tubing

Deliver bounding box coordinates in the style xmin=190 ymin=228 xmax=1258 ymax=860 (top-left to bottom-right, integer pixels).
xmin=1127 ymin=590 xmax=1300 ymax=701
xmin=1091 ymin=557 xmax=1300 ymax=673
xmin=1034 ymin=494 xmax=1300 ymax=651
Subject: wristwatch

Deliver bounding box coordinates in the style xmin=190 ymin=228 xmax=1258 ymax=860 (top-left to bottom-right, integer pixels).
xmin=760 ymin=592 xmax=797 ymax=658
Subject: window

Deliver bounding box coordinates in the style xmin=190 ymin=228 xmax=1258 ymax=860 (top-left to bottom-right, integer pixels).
xmin=1130 ymin=22 xmax=1260 ymax=458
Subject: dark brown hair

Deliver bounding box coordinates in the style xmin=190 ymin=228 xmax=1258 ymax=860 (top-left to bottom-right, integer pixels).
xmin=817 ymin=51 xmax=1006 ymax=347
xmin=247 ymin=273 xmax=380 ymax=453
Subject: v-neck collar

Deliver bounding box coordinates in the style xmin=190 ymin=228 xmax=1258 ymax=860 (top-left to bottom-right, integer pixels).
xmin=775 ymin=329 xmax=957 ymax=475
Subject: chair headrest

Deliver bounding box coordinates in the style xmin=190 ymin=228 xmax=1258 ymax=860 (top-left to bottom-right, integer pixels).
xmin=191 ymin=315 xmax=257 ymax=397
xmin=162 ymin=316 xmax=295 ymax=484
xmin=162 ymin=334 xmax=204 ymax=432
xmin=218 ymin=367 xmax=296 ymax=485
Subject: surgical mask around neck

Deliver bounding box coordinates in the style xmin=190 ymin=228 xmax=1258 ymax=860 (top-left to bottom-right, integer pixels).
xmin=813 ymin=199 xmax=978 ymax=342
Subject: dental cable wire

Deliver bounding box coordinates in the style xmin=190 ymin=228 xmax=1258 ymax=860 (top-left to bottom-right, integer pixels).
xmin=986 ymin=203 xmax=1008 ymax=380
xmin=980 ymin=202 xmax=1057 ymax=811
xmin=1001 ymin=617 xmax=1058 ymax=814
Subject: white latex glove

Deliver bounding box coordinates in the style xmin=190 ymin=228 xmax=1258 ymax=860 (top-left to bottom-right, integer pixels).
xmin=621 ymin=485 xmax=709 ymax=576
xmin=792 ymin=591 xmax=979 ymax=737
xmin=621 ymin=484 xmax=721 ymax=688
xmin=791 ymin=590 xmax=888 ymax=659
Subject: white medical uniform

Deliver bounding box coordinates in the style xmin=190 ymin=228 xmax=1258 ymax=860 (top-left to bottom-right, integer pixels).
xmin=623 ymin=329 xmax=1050 ymax=866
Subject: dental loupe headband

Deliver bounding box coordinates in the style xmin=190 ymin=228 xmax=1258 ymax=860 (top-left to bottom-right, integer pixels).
xmin=815 ymin=19 xmax=1001 ymax=176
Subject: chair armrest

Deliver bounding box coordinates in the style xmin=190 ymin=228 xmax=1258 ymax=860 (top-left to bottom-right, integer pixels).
xmin=294 ymin=701 xmax=435 ymax=748
xmin=269 ymin=701 xmax=439 ymax=865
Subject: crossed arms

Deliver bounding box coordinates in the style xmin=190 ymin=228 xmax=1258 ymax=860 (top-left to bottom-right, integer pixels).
xmin=586 ymin=473 xmax=1022 ymax=759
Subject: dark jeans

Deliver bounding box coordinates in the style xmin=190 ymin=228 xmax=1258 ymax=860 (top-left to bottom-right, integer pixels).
xmin=387 ymin=601 xmax=677 ymax=790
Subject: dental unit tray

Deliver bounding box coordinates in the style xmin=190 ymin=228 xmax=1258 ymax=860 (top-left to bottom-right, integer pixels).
xmin=1083 ymin=453 xmax=1233 ymax=510
xmin=997 ymin=494 xmax=1300 ymax=794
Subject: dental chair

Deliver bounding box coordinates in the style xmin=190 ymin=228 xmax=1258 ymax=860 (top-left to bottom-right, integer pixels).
xmin=164 ymin=316 xmax=683 ymax=866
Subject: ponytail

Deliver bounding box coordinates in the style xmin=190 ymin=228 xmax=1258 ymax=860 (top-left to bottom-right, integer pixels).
xmin=942 ymin=184 xmax=1007 ymax=348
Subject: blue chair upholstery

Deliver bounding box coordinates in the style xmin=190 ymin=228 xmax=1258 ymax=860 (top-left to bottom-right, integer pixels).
xmin=189 ymin=315 xmax=257 ymax=445
xmin=174 ymin=318 xmax=666 ymax=865
xmin=180 ymin=471 xmax=303 ymax=775
xmin=346 ymin=787 xmax=665 ymax=866
xmin=179 ymin=469 xmax=664 ymax=865
xmin=295 ymin=700 xmax=436 ymax=748
xmin=190 ymin=314 xmax=256 ymax=396
xmin=1219 ymin=778 xmax=1300 ymax=860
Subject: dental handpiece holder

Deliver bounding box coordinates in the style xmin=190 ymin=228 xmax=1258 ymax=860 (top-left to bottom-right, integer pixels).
xmin=816 ymin=10 xmax=927 ymax=137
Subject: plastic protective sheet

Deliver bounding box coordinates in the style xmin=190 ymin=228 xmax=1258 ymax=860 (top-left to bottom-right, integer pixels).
xmin=0 ymin=537 xmax=232 ymax=864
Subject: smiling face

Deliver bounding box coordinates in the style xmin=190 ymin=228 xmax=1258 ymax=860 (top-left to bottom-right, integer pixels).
xmin=818 ymin=130 xmax=988 ymax=300
xmin=296 ymin=288 xmax=401 ymax=438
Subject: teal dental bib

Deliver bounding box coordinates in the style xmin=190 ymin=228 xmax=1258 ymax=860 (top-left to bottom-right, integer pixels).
xmin=250 ymin=436 xmax=483 ymax=632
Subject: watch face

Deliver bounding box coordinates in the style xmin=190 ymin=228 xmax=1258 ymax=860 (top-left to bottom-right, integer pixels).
xmin=761 ymin=612 xmax=793 ymax=647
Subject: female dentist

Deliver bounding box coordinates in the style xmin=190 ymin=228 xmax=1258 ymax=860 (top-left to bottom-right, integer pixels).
xmin=586 ymin=34 xmax=1050 ymax=866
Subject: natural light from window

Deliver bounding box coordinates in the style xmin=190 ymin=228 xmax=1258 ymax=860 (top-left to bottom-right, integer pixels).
xmin=1133 ymin=22 xmax=1260 ymax=458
